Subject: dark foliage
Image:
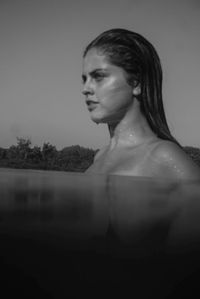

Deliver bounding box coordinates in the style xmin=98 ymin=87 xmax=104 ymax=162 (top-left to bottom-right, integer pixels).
xmin=183 ymin=146 xmax=200 ymax=167
xmin=0 ymin=138 xmax=97 ymax=172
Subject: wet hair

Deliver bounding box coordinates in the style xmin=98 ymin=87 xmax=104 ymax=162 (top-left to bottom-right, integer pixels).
xmin=83 ymin=28 xmax=181 ymax=146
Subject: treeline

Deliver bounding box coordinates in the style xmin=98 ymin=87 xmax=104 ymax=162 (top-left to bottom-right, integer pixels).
xmin=0 ymin=138 xmax=200 ymax=172
xmin=183 ymin=146 xmax=200 ymax=167
xmin=0 ymin=138 xmax=98 ymax=172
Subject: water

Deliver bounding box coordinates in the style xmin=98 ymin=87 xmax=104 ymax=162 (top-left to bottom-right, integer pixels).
xmin=1 ymin=167 xmax=200 ymax=252
xmin=1 ymin=168 xmax=200 ymax=298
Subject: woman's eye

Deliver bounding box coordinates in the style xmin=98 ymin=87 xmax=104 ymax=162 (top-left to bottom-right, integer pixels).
xmin=94 ymin=74 xmax=104 ymax=81
xmin=82 ymin=76 xmax=86 ymax=84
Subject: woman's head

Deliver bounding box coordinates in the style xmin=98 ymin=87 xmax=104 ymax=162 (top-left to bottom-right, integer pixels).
xmin=83 ymin=28 xmax=180 ymax=145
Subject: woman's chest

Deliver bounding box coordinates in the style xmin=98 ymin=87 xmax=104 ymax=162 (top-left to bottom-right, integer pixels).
xmin=87 ymin=148 xmax=154 ymax=176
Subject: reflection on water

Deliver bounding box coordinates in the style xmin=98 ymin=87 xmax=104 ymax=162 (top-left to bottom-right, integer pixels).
xmin=0 ymin=168 xmax=200 ymax=254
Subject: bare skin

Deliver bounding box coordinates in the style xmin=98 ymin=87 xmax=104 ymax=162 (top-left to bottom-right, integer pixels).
xmin=82 ymin=49 xmax=200 ymax=180
xmin=86 ymin=139 xmax=200 ymax=180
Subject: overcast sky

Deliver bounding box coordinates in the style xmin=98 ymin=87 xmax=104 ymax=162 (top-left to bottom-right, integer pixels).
xmin=1 ymin=0 xmax=200 ymax=150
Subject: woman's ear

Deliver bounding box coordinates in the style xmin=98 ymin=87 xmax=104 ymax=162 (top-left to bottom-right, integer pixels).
xmin=132 ymin=81 xmax=141 ymax=96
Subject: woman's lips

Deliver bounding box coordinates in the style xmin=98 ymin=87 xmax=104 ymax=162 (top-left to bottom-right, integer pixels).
xmin=86 ymin=99 xmax=99 ymax=111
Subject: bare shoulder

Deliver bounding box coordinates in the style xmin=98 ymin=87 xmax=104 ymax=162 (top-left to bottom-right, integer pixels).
xmin=151 ymin=140 xmax=200 ymax=180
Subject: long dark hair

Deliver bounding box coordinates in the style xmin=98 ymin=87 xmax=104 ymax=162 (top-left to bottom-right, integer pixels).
xmin=83 ymin=28 xmax=181 ymax=146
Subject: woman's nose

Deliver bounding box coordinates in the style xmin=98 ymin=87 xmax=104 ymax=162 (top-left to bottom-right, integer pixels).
xmin=82 ymin=81 xmax=94 ymax=96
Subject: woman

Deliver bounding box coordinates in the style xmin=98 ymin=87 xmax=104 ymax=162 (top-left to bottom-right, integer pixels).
xmin=82 ymin=28 xmax=200 ymax=180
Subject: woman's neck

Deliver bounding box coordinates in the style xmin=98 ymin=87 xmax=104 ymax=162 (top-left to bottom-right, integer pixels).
xmin=107 ymin=99 xmax=157 ymax=150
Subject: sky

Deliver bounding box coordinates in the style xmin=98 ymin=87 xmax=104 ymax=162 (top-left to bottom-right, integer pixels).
xmin=1 ymin=0 xmax=200 ymax=150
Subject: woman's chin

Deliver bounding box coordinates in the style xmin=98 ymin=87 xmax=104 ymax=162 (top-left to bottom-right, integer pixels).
xmin=91 ymin=117 xmax=107 ymax=125
xmin=90 ymin=113 xmax=119 ymax=125
xmin=91 ymin=116 xmax=103 ymax=124
xmin=90 ymin=112 xmax=104 ymax=124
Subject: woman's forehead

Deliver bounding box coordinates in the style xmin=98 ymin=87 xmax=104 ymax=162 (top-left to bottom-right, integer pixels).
xmin=84 ymin=48 xmax=107 ymax=64
xmin=83 ymin=49 xmax=110 ymax=71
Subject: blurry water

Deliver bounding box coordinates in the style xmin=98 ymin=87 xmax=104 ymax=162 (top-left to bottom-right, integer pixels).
xmin=1 ymin=168 xmax=200 ymax=298
xmin=1 ymin=167 xmax=200 ymax=254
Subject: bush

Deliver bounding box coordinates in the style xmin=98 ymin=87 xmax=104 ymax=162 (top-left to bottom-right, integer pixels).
xmin=183 ymin=146 xmax=200 ymax=167
xmin=0 ymin=138 xmax=96 ymax=172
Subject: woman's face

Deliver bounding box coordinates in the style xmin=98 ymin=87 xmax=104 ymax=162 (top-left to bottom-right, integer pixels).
xmin=82 ymin=48 xmax=134 ymax=124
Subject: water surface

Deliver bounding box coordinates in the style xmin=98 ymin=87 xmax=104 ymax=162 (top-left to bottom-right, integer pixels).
xmin=1 ymin=167 xmax=200 ymax=253
xmin=1 ymin=168 xmax=200 ymax=298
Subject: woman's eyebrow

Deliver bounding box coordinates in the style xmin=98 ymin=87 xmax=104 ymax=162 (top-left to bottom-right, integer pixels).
xmin=83 ymin=68 xmax=107 ymax=76
xmin=91 ymin=68 xmax=106 ymax=73
xmin=82 ymin=68 xmax=108 ymax=81
xmin=90 ymin=68 xmax=107 ymax=76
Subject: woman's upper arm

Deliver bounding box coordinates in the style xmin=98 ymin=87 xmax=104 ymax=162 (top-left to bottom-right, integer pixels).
xmin=154 ymin=141 xmax=200 ymax=180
